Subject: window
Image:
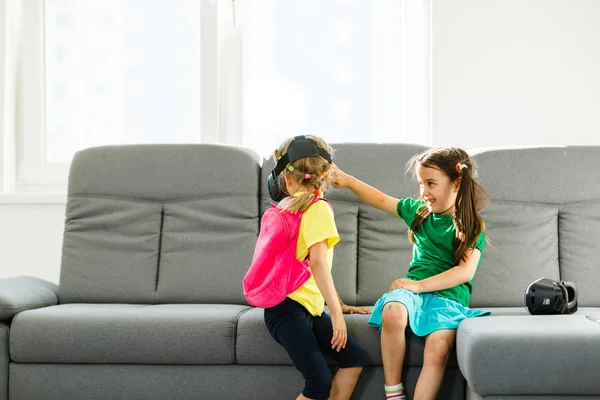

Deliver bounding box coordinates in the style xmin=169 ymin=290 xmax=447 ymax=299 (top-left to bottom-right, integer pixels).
xmin=17 ymin=0 xmax=216 ymax=190
xmin=240 ymin=0 xmax=431 ymax=157
xmin=7 ymin=0 xmax=430 ymax=192
xmin=43 ymin=0 xmax=202 ymax=163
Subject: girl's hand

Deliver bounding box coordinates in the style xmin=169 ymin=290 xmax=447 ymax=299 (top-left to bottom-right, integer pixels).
xmin=390 ymin=278 xmax=423 ymax=294
xmin=332 ymin=164 xmax=352 ymax=188
xmin=330 ymin=313 xmax=348 ymax=352
xmin=341 ymin=303 xmax=371 ymax=315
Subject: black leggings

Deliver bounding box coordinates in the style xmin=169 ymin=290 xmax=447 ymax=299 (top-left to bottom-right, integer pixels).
xmin=264 ymin=298 xmax=366 ymax=400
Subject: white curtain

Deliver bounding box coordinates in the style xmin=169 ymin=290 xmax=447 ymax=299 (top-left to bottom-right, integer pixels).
xmin=0 ymin=0 xmax=22 ymax=192
xmin=217 ymin=0 xmax=243 ymax=146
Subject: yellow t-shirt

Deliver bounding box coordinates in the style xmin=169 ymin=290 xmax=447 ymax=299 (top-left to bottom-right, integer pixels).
xmin=287 ymin=195 xmax=339 ymax=316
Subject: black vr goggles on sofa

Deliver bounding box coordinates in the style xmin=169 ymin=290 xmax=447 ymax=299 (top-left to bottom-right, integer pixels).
xmin=267 ymin=135 xmax=332 ymax=202
xmin=525 ymin=277 xmax=578 ymax=315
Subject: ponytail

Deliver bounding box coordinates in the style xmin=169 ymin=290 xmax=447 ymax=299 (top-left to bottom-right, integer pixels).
xmin=453 ymin=167 xmax=488 ymax=263
xmin=279 ymin=192 xmax=318 ymax=214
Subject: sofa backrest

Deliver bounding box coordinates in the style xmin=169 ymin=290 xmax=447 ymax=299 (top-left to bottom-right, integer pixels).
xmin=264 ymin=144 xmax=600 ymax=308
xmin=471 ymin=146 xmax=600 ymax=307
xmin=59 ymin=144 xmax=260 ymax=304
xmin=59 ymin=143 xmax=600 ymax=308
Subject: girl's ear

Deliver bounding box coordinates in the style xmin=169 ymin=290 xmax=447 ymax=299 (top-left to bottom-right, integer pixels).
xmin=284 ymin=173 xmax=292 ymax=187
xmin=453 ymin=176 xmax=462 ymax=192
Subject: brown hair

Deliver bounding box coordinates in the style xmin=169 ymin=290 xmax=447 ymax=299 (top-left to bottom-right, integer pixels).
xmin=406 ymin=147 xmax=489 ymax=263
xmin=273 ymin=136 xmax=334 ymax=213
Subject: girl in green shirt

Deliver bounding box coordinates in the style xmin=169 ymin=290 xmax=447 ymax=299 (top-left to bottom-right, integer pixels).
xmin=334 ymin=146 xmax=490 ymax=400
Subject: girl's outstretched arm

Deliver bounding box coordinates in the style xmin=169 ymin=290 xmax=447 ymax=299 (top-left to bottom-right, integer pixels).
xmin=332 ymin=164 xmax=399 ymax=216
xmin=310 ymin=240 xmax=347 ymax=352
xmin=390 ymin=248 xmax=482 ymax=293
xmin=338 ymin=294 xmax=371 ymax=314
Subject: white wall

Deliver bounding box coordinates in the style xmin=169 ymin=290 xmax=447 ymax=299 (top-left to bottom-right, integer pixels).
xmin=3 ymin=0 xmax=600 ymax=282
xmin=432 ymin=0 xmax=600 ymax=148
xmin=0 ymin=203 xmax=65 ymax=283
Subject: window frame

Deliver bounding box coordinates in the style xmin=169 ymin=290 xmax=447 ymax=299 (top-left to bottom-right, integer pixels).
xmin=14 ymin=0 xmax=222 ymax=193
xmin=5 ymin=0 xmax=431 ymax=195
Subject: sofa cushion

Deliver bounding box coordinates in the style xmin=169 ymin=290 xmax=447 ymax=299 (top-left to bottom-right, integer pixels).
xmin=579 ymin=307 xmax=600 ymax=323
xmin=469 ymin=202 xmax=560 ymax=308
xmin=457 ymin=315 xmax=600 ymax=396
xmin=484 ymin=307 xmax=600 ymax=320
xmin=471 ymin=147 xmax=600 ymax=204
xmin=484 ymin=307 xmax=529 ymax=317
xmin=0 ymin=277 xmax=58 ymax=321
xmin=10 ymin=304 xmax=249 ymax=364
xmin=60 ymin=197 xmax=163 ymax=304
xmin=471 ymin=146 xmax=600 ymax=308
xmin=559 ymin=203 xmax=600 ymax=306
xmin=60 ymin=144 xmax=261 ymax=304
xmin=235 ymin=307 xmax=460 ymax=367
xmin=154 ymin=197 xmax=259 ymax=304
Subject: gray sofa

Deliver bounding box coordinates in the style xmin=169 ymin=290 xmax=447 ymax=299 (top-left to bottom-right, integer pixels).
xmin=1 ymin=143 xmax=599 ymax=400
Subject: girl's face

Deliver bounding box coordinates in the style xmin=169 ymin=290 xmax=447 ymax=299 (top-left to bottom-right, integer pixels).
xmin=416 ymin=164 xmax=460 ymax=214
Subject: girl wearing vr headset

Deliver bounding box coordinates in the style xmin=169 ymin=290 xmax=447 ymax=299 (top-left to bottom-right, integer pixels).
xmin=263 ymin=136 xmax=367 ymax=400
xmin=334 ymin=147 xmax=490 ymax=400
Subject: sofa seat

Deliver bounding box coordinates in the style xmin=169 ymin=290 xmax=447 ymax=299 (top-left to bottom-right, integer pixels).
xmin=235 ymin=307 xmax=460 ymax=367
xmin=457 ymin=314 xmax=600 ymax=397
xmin=578 ymin=307 xmax=600 ymax=323
xmin=10 ymin=303 xmax=250 ymax=364
xmin=485 ymin=306 xmax=600 ymax=321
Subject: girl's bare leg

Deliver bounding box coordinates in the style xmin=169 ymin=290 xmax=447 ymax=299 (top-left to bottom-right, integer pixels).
xmin=381 ymin=302 xmax=409 ymax=385
xmin=413 ymin=329 xmax=456 ymax=400
xmin=329 ymin=367 xmax=363 ymax=400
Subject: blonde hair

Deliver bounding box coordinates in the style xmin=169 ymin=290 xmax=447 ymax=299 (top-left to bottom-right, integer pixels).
xmin=273 ymin=136 xmax=334 ymax=213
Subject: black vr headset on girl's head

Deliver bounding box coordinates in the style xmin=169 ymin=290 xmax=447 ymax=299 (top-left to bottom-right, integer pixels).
xmin=267 ymin=135 xmax=332 ymax=202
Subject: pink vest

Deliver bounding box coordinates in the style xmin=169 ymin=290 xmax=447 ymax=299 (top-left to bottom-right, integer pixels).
xmin=243 ymin=197 xmax=322 ymax=308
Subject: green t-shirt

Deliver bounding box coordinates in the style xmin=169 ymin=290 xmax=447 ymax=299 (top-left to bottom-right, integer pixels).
xmin=397 ymin=198 xmax=486 ymax=307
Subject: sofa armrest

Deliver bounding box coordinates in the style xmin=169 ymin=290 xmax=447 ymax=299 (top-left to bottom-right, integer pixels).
xmin=0 ymin=276 xmax=58 ymax=321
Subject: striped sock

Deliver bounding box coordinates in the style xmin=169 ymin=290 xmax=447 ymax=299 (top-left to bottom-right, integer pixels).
xmin=385 ymin=383 xmax=406 ymax=400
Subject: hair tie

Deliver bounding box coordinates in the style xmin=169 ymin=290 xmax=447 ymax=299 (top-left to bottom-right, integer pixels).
xmin=313 ymin=189 xmax=320 ymax=197
xmin=455 ymin=163 xmax=467 ymax=173
xmin=288 ymin=166 xmax=295 ymax=172
xmin=304 ymin=173 xmax=311 ymax=180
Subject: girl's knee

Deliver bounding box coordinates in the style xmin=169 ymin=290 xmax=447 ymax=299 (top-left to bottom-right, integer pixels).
xmin=354 ymin=346 xmax=367 ymax=368
xmin=304 ymin=374 xmax=333 ymax=400
xmin=381 ymin=302 xmax=408 ymax=330
xmin=423 ymin=338 xmax=454 ymax=367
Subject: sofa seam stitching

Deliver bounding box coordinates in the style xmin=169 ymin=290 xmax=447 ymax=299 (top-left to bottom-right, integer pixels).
xmin=154 ymin=206 xmax=165 ymax=301
xmin=66 ymin=193 xmax=254 ymax=204
xmin=557 ymin=204 xmax=562 ymax=280
xmin=0 ymin=303 xmax=53 ymax=311
xmin=327 ymin=198 xmax=600 ymax=207
xmin=490 ymin=198 xmax=600 ymax=207
xmin=355 ymin=204 xmax=360 ymax=305
xmin=233 ymin=308 xmax=252 ymax=364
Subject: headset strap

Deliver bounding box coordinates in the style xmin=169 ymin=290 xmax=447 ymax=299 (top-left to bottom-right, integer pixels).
xmin=273 ymin=136 xmax=332 ymax=177
xmin=552 ymin=296 xmax=568 ymax=314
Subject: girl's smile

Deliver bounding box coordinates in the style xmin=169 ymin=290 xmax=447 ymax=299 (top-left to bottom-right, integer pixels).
xmin=416 ymin=165 xmax=460 ymax=214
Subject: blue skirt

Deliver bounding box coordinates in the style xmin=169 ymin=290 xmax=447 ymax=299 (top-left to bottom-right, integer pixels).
xmin=368 ymin=289 xmax=490 ymax=337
